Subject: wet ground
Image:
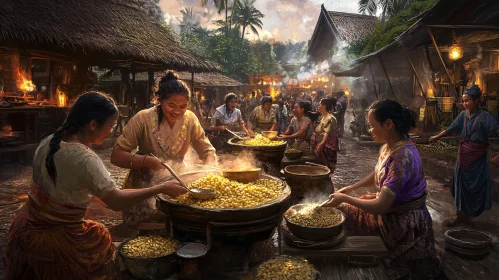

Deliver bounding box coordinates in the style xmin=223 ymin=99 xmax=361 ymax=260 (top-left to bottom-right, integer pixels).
xmin=1 ymin=137 xmax=499 ymax=279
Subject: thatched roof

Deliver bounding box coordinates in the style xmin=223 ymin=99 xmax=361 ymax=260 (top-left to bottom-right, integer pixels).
xmin=308 ymin=4 xmax=377 ymax=61
xmin=101 ymin=71 xmax=242 ymax=87
xmin=327 ymin=11 xmax=377 ymax=45
xmin=0 ymin=0 xmax=220 ymax=72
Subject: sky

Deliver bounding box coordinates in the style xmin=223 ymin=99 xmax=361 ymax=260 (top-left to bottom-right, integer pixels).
xmin=160 ymin=0 xmax=360 ymax=42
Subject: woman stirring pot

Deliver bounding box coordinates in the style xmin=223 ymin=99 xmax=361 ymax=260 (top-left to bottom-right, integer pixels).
xmin=247 ymin=96 xmax=277 ymax=136
xmin=211 ymin=93 xmax=249 ymax=150
xmin=111 ymin=71 xmax=217 ymax=226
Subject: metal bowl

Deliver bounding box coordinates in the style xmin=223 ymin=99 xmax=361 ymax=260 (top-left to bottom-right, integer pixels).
xmin=117 ymin=238 xmax=179 ymax=279
xmin=283 ymin=204 xmax=345 ymax=241
xmin=222 ymin=168 xmax=261 ymax=183
xmin=262 ymin=131 xmax=278 ymax=140
xmin=284 ymin=150 xmax=304 ymax=160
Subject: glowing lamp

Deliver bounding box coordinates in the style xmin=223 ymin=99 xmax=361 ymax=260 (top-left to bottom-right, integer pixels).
xmin=448 ymin=44 xmax=463 ymax=61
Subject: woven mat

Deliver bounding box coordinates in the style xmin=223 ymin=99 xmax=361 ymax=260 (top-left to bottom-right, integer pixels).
xmin=281 ymin=223 xmax=346 ymax=249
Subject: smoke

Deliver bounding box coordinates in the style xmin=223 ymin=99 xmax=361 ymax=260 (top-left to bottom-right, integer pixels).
xmin=218 ymin=150 xmax=260 ymax=171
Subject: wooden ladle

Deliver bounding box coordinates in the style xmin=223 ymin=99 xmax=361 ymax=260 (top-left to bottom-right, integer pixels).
xmin=149 ymin=154 xmax=217 ymax=200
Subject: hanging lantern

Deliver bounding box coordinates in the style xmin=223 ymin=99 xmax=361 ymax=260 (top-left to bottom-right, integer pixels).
xmin=448 ymin=31 xmax=463 ymax=61
xmin=449 ymin=44 xmax=463 ymax=61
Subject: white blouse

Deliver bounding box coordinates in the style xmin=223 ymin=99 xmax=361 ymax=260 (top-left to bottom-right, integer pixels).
xmin=31 ymin=135 xmax=117 ymax=208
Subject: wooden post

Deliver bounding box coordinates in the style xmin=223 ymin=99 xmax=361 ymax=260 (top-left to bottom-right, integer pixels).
xmin=368 ymin=60 xmax=379 ymax=100
xmin=131 ymin=69 xmax=136 ymax=113
xmin=407 ymin=56 xmax=428 ymax=101
xmin=377 ymin=56 xmax=398 ymax=102
xmin=147 ymin=70 xmax=154 ymax=105
xmin=426 ymin=26 xmax=458 ymax=98
xmin=191 ymin=72 xmax=195 ymax=96
xmin=48 ymin=61 xmax=55 ymax=101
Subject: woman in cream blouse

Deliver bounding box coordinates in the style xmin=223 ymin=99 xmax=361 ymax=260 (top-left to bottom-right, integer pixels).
xmin=111 ymin=71 xmax=217 ymax=225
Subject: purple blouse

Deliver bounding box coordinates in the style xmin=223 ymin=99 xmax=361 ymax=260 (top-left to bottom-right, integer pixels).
xmin=375 ymin=141 xmax=427 ymax=207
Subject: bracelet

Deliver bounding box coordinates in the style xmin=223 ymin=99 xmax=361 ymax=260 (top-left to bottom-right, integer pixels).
xmin=142 ymin=155 xmax=148 ymax=167
xmin=130 ymin=153 xmax=137 ymax=168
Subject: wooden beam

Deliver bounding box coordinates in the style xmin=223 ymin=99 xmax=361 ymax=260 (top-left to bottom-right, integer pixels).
xmin=368 ymin=60 xmax=379 ymax=100
xmin=147 ymin=70 xmax=154 ymax=105
xmin=377 ymin=56 xmax=398 ymax=102
xmin=407 ymin=56 xmax=428 ymax=101
xmin=426 ymin=25 xmax=499 ymax=30
xmin=426 ymin=26 xmax=458 ymax=99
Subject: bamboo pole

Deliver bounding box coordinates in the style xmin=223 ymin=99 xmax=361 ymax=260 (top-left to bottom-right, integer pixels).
xmin=191 ymin=72 xmax=195 ymax=96
xmin=377 ymin=56 xmax=398 ymax=102
xmin=426 ymin=26 xmax=458 ymax=98
xmin=407 ymin=56 xmax=428 ymax=101
xmin=368 ymin=60 xmax=379 ymax=100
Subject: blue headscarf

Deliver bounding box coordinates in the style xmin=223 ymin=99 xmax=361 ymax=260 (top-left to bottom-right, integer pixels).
xmin=464 ymin=85 xmax=482 ymax=100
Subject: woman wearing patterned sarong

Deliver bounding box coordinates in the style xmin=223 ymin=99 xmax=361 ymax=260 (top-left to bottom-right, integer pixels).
xmin=325 ymin=100 xmax=442 ymax=279
xmin=430 ymin=85 xmax=499 ymax=226
xmin=3 ymin=92 xmax=187 ymax=280
xmin=111 ymin=71 xmax=217 ymax=226
xmin=312 ymin=98 xmax=339 ymax=181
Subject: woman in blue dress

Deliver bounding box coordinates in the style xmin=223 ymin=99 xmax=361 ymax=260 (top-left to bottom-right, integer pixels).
xmin=429 ymin=85 xmax=499 ymax=226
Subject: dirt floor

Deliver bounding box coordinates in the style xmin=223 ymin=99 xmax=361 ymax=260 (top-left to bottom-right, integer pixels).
xmin=1 ymin=137 xmax=499 ymax=279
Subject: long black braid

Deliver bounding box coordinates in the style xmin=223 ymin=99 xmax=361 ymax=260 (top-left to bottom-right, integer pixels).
xmin=45 ymin=91 xmax=117 ymax=185
xmin=155 ymin=71 xmax=190 ymax=124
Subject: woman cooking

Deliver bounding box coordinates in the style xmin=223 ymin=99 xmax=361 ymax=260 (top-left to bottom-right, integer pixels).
xmin=429 ymin=85 xmax=499 ymax=227
xmin=3 ymin=92 xmax=186 ymax=279
xmin=247 ymin=96 xmax=277 ymax=136
xmin=325 ymin=100 xmax=442 ymax=279
xmin=312 ymin=98 xmax=339 ymax=182
xmin=279 ymin=101 xmax=315 ymax=153
xmin=111 ymin=71 xmax=217 ymax=226
xmin=211 ymin=92 xmax=249 ymax=150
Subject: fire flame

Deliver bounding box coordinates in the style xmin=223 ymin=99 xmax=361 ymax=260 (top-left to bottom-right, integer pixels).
xmin=16 ymin=68 xmax=36 ymax=94
xmin=57 ymin=87 xmax=67 ymax=107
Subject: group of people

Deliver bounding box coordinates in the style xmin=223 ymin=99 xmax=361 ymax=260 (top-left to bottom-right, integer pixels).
xmin=3 ymin=67 xmax=498 ymax=279
xmin=208 ymin=89 xmax=349 ymax=183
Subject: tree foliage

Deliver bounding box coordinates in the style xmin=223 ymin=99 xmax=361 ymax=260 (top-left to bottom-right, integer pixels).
xmin=351 ymin=0 xmax=437 ymax=56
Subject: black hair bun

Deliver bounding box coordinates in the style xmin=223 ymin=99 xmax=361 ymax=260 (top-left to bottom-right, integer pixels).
xmin=164 ymin=71 xmax=178 ymax=81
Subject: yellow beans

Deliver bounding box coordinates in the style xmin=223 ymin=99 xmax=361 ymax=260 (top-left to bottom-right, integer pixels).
xmin=240 ymin=135 xmax=285 ymax=146
xmin=257 ymin=257 xmax=316 ymax=280
xmin=173 ymin=174 xmax=282 ymax=209
xmin=121 ymin=236 xmax=179 ymax=258
xmin=287 ymin=205 xmax=341 ymax=228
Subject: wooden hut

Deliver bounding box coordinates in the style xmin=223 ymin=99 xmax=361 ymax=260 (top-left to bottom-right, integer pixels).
xmin=0 ymin=0 xmax=219 ymax=164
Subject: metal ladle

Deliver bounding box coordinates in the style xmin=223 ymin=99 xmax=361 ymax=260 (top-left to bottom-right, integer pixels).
xmin=225 ymin=128 xmax=251 ymax=140
xmin=149 ymin=154 xmax=217 ymax=200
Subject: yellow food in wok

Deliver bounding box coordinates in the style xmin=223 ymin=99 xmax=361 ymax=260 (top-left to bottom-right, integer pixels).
xmin=240 ymin=134 xmax=285 ymax=146
xmin=257 ymin=257 xmax=316 ymax=280
xmin=173 ymin=174 xmax=282 ymax=208
xmin=287 ymin=205 xmax=341 ymax=228
xmin=121 ymin=236 xmax=179 ymax=258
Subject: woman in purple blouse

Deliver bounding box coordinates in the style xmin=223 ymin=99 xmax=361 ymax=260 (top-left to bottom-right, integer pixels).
xmin=325 ymin=100 xmax=442 ymax=279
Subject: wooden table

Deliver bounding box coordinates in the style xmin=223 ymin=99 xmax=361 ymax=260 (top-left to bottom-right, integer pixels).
xmin=282 ymin=236 xmax=389 ymax=258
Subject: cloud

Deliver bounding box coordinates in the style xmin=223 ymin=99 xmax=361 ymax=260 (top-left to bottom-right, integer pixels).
xmin=159 ymin=0 xmax=360 ymax=41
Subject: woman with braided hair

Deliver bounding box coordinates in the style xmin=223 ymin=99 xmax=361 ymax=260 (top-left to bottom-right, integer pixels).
xmin=430 ymin=85 xmax=499 ymax=227
xmin=111 ymin=71 xmax=217 ymax=226
xmin=3 ymin=92 xmax=187 ymax=279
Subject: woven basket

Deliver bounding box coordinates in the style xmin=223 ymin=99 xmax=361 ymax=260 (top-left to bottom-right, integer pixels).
xmin=444 ymin=229 xmax=491 ymax=258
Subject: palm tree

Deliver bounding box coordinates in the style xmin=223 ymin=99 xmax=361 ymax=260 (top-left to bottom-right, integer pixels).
xmin=358 ymin=0 xmax=415 ymax=23
xmin=201 ymin=0 xmax=229 ymax=38
xmin=179 ymin=7 xmax=200 ymax=35
xmin=233 ymin=0 xmax=264 ymax=42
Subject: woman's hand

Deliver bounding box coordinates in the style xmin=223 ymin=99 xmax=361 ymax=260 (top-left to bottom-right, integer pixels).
xmin=248 ymin=129 xmax=255 ymax=136
xmin=278 ymin=134 xmax=288 ymax=139
xmin=217 ymin=126 xmax=226 ymax=132
xmin=324 ymin=193 xmax=347 ymax=208
xmin=336 ymin=185 xmax=352 ymax=194
xmin=159 ymin=180 xmax=188 ymax=198
xmin=146 ymin=156 xmax=165 ymax=170
xmin=315 ymin=143 xmax=324 ymax=154
xmin=428 ymin=135 xmax=439 ymax=142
